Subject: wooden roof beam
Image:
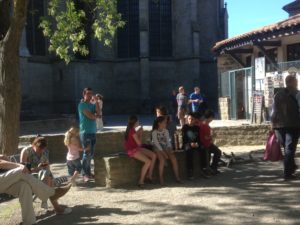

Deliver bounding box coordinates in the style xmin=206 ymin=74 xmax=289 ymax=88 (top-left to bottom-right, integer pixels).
xmin=227 ymin=52 xmax=246 ymax=67
xmin=254 ymin=44 xmax=278 ymax=70
xmin=253 ymin=40 xmax=281 ymax=47
xmin=225 ymin=49 xmax=253 ymax=54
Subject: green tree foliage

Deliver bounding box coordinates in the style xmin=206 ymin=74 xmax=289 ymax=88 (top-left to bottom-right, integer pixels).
xmin=39 ymin=0 xmax=124 ymax=63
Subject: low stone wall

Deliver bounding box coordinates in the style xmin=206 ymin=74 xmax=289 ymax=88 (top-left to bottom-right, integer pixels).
xmin=18 ymin=124 xmax=271 ymax=162
xmin=94 ymin=151 xmax=201 ymax=188
xmin=213 ymin=124 xmax=270 ymax=146
xmin=20 ymin=118 xmax=77 ymax=135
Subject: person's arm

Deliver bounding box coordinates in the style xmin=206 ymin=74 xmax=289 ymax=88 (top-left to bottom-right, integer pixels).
xmin=79 ymin=103 xmax=97 ymax=120
xmin=202 ymin=125 xmax=211 ymax=141
xmin=82 ymin=109 xmax=97 ymax=120
xmin=95 ymin=99 xmax=101 ymax=118
xmin=21 ymin=147 xmax=46 ymax=173
xmin=182 ymin=125 xmax=192 ymax=150
xmin=20 ymin=147 xmax=28 ymax=164
xmin=0 ymin=159 xmax=28 ymax=173
xmin=165 ymin=130 xmax=172 ymax=149
xmin=296 ymin=91 xmax=300 ymax=115
xmin=152 ymin=130 xmax=163 ymax=151
xmin=195 ymin=127 xmax=201 ymax=145
xmin=133 ymin=133 xmax=142 ymax=146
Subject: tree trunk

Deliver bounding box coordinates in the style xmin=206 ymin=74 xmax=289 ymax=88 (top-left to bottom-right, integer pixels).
xmin=0 ymin=0 xmax=28 ymax=155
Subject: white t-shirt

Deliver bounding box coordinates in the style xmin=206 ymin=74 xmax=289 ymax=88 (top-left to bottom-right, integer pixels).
xmin=66 ymin=137 xmax=81 ymax=161
xmin=152 ymin=129 xmax=172 ymax=151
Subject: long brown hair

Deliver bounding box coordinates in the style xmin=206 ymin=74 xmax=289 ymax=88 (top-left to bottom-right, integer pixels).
xmin=125 ymin=115 xmax=138 ymax=140
xmin=152 ymin=116 xmax=166 ymax=131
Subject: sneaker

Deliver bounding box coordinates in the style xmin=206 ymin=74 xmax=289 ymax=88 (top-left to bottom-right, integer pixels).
xmin=41 ymin=201 xmax=48 ymax=210
xmin=55 ymin=207 xmax=72 ymax=215
xmin=284 ymin=174 xmax=297 ymax=181
xmin=50 ymin=183 xmax=72 ymax=202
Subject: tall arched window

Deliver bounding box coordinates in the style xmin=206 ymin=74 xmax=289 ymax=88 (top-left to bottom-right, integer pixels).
xmin=26 ymin=0 xmax=46 ymax=56
xmin=117 ymin=0 xmax=140 ymax=58
xmin=149 ymin=0 xmax=172 ymax=57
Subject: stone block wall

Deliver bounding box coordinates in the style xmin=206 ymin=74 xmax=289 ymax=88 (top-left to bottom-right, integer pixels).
xmin=218 ymin=97 xmax=230 ymax=120
xmin=19 ymin=124 xmax=270 ymax=162
xmin=94 ymin=151 xmax=202 ymax=188
xmin=213 ymin=124 xmax=270 ymax=146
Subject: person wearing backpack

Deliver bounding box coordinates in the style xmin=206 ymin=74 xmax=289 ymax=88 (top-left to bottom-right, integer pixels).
xmin=271 ymin=74 xmax=300 ymax=180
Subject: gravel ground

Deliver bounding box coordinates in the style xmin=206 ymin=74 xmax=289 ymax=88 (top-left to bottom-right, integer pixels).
xmin=1 ymin=146 xmax=300 ymax=225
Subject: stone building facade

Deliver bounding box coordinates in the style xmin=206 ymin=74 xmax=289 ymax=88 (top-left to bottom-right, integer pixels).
xmin=20 ymin=0 xmax=227 ymax=117
xmin=212 ymin=0 xmax=300 ymax=120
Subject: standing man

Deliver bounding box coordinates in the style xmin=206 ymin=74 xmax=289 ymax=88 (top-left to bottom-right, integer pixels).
xmin=271 ymin=74 xmax=300 ymax=180
xmin=176 ymin=86 xmax=189 ymax=127
xmin=78 ymin=87 xmax=100 ymax=182
xmin=189 ymin=86 xmax=203 ymax=113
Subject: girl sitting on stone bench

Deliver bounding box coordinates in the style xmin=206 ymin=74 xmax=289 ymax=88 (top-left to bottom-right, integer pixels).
xmin=152 ymin=116 xmax=181 ymax=185
xmin=124 ymin=115 xmax=157 ymax=188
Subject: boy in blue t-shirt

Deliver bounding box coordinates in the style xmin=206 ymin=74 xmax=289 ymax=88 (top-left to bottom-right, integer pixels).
xmin=189 ymin=86 xmax=203 ymax=113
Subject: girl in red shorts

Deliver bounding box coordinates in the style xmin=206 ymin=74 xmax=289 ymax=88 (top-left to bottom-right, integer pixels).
xmin=124 ymin=115 xmax=157 ymax=187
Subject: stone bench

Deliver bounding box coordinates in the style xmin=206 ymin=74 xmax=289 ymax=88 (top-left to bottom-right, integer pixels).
xmin=94 ymin=151 xmax=206 ymax=188
xmin=18 ymin=124 xmax=270 ymax=162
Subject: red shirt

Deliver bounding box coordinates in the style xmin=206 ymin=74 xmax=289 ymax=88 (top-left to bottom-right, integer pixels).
xmin=124 ymin=128 xmax=138 ymax=151
xmin=200 ymin=122 xmax=212 ymax=148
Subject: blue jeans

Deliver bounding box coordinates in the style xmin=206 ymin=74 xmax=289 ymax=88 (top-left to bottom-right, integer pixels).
xmin=80 ymin=133 xmax=96 ymax=176
xmin=67 ymin=158 xmax=82 ymax=176
xmin=275 ymin=128 xmax=299 ymax=177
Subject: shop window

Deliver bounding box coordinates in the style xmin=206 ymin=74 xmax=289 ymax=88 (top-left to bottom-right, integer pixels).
xmin=287 ymin=43 xmax=300 ymax=61
xmin=117 ymin=0 xmax=140 ymax=58
xmin=149 ymin=0 xmax=172 ymax=57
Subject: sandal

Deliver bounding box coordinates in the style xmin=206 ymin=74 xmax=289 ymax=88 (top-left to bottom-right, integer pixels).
xmin=145 ymin=178 xmax=154 ymax=184
xmin=176 ymin=179 xmax=183 ymax=184
xmin=137 ymin=183 xmax=145 ymax=188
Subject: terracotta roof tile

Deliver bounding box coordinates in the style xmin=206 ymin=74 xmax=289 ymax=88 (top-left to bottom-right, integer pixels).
xmin=212 ymin=14 xmax=300 ymax=53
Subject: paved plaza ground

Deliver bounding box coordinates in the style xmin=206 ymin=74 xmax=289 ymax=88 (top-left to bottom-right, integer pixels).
xmin=1 ymin=146 xmax=299 ymax=225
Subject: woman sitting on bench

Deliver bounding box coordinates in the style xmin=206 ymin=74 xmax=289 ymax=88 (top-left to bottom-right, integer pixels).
xmin=20 ymin=136 xmax=71 ymax=214
xmin=0 ymin=155 xmax=71 ymax=224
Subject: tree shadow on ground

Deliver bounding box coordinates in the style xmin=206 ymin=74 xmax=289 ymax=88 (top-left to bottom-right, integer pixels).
xmin=36 ymin=204 xmax=138 ymax=225
xmin=114 ymin=158 xmax=300 ymax=225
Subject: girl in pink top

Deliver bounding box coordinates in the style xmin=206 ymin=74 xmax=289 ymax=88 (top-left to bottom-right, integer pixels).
xmin=64 ymin=127 xmax=88 ymax=184
xmin=124 ymin=115 xmax=156 ymax=188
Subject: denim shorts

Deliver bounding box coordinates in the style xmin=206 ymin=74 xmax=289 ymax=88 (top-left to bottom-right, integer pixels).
xmin=67 ymin=158 xmax=82 ymax=176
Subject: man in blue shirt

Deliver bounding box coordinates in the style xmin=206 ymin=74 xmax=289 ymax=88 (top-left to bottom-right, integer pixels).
xmin=189 ymin=86 xmax=203 ymax=113
xmin=78 ymin=87 xmax=100 ymax=182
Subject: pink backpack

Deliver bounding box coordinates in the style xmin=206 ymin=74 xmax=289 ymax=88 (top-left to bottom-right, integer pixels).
xmin=263 ymin=130 xmax=283 ymax=161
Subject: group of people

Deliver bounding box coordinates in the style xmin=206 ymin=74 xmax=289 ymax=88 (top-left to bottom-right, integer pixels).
xmin=175 ymin=86 xmax=207 ymax=127
xmin=0 ymin=85 xmax=217 ymax=224
xmin=0 ymin=136 xmax=72 ymax=225
xmin=124 ymin=105 xmax=222 ymax=187
xmin=0 ymin=87 xmax=103 ymax=225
